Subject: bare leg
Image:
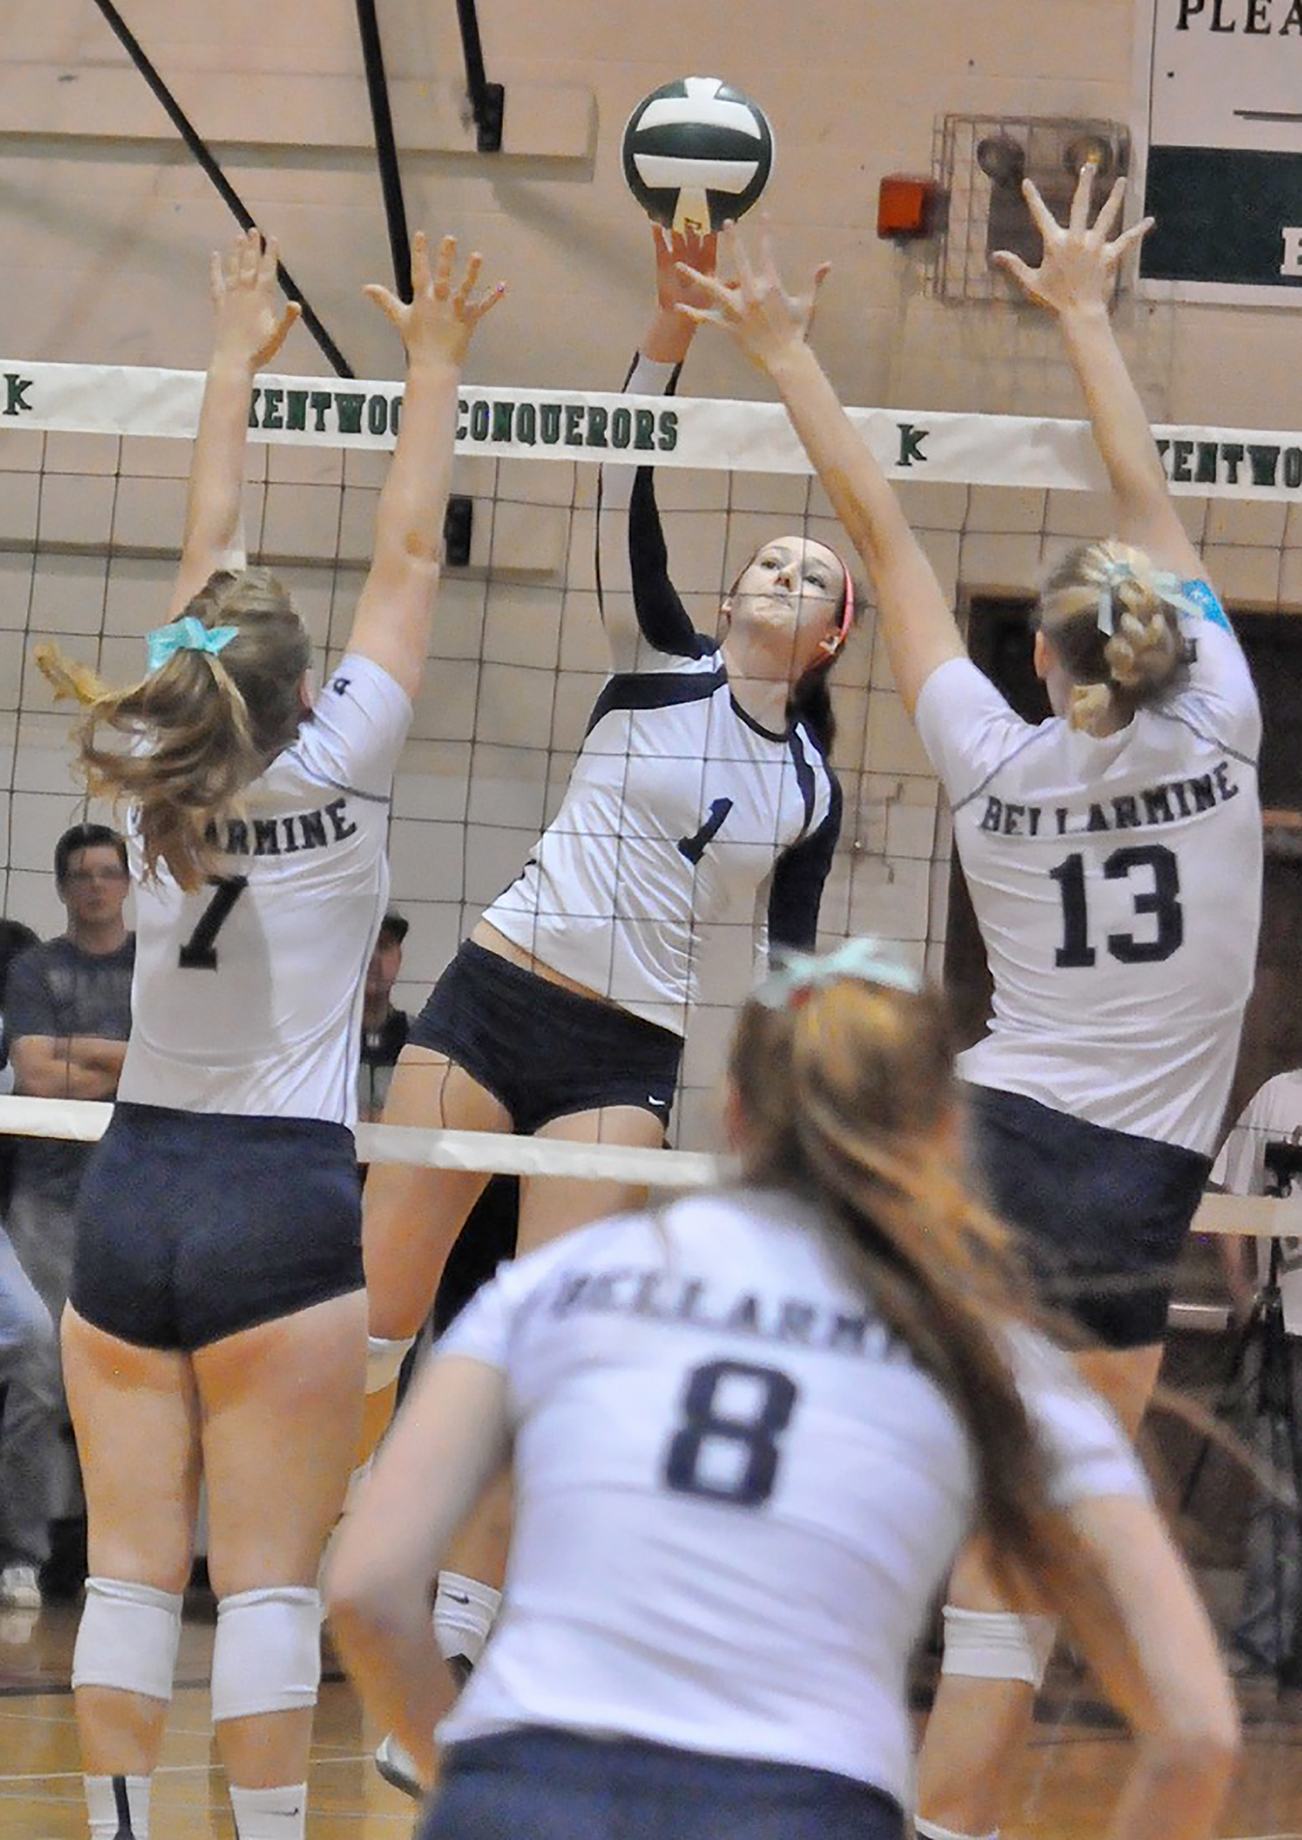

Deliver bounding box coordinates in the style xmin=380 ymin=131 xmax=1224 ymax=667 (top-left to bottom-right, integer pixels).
xmin=916 ymin=1341 xmax=1165 ymax=1836
xmin=444 ymin=1105 xmax=664 ymax=1592
xmin=194 ymin=1291 xmax=367 ymax=1792
xmin=62 ymin=1306 xmax=201 ymax=1776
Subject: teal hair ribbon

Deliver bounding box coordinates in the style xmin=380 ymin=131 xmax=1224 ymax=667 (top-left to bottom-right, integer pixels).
xmin=1096 ymin=560 xmax=1204 ymax=638
xmin=146 ymin=615 xmax=238 ymax=672
xmin=754 ymin=936 xmax=924 ymax=1012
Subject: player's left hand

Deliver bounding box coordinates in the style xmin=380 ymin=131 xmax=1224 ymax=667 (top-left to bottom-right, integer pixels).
xmin=675 ymin=220 xmax=830 ymax=371
xmin=210 ymin=229 xmax=301 ymax=372
xmin=994 ymin=166 xmax=1153 ymax=316
xmin=364 ymin=231 xmax=505 ymax=368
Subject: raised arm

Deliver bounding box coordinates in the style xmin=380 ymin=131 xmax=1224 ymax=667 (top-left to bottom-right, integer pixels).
xmin=996 ymin=168 xmax=1202 ymax=582
xmin=345 ymin=234 xmax=503 ymax=699
xmin=680 ymin=226 xmax=963 ymax=716
xmin=595 ymin=229 xmax=720 ymax=670
xmin=167 ymin=230 xmax=300 ymax=619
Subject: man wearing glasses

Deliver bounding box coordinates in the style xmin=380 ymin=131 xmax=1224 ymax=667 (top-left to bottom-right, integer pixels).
xmin=0 ymin=824 xmax=134 ymax=1615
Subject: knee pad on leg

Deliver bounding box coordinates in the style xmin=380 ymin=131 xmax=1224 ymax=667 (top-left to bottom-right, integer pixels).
xmin=211 ymin=1587 xmax=322 ymax=1723
xmin=365 ymin=1335 xmax=414 ymax=1396
xmin=72 ymin=1577 xmax=183 ymax=1702
xmin=940 ymin=1605 xmax=1058 ymax=1691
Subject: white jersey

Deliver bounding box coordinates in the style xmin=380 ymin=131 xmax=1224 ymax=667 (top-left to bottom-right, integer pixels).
xmin=482 ymin=355 xmax=840 ymax=1036
xmin=915 ymin=581 xmax=1261 ymax=1154
xmin=120 ymin=653 xmax=410 ymax=1127
xmin=436 ymin=1187 xmax=1145 ymax=1799
xmin=1211 ymin=1070 xmax=1302 ymax=1332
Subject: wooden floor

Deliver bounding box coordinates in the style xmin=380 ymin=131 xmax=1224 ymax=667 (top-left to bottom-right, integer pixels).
xmin=3 ymin=1600 xmax=1302 ymax=1838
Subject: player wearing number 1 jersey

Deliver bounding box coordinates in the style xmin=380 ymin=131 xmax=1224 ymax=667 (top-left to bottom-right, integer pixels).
xmin=328 ymin=943 xmax=1239 ymax=1840
xmin=359 ymin=230 xmax=853 ymax=1704
xmin=35 ymin=229 xmax=502 ymax=1840
xmin=678 ymin=173 xmax=1261 ymax=1840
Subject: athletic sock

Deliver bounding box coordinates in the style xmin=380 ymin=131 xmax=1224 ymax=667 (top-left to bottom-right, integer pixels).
xmin=914 ymin=1819 xmax=998 ymax=1840
xmin=228 ymin=1782 xmax=308 ymax=1840
xmin=85 ymin=1774 xmax=151 ymax=1839
xmin=434 ymin=1571 xmax=500 ymax=1669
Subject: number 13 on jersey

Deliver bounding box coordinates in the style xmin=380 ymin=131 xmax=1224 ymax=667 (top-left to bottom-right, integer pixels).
xmin=1050 ymin=844 xmax=1183 ymax=968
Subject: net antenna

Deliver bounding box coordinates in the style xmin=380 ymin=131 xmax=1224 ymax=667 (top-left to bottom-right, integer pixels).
xmin=88 ymin=0 xmax=356 ymax=379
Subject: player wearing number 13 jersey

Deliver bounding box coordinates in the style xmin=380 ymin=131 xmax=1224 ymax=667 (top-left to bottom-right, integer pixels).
xmin=672 ymin=178 xmax=1261 ymax=1840
xmin=33 ymin=230 xmax=502 ymax=1840
xmin=327 ymin=945 xmax=1239 ymax=1840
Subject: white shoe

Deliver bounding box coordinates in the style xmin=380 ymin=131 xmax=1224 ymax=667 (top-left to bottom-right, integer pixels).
xmin=0 ymin=1564 xmax=41 ymax=1610
xmin=374 ymin=1732 xmax=423 ymax=1801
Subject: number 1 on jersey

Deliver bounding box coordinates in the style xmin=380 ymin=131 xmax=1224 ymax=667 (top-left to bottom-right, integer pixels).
xmin=678 ymin=798 xmax=734 ymax=865
xmin=179 ymin=876 xmax=248 ymax=970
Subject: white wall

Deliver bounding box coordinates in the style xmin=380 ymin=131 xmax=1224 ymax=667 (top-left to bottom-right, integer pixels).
xmin=4 ymin=1 xmax=1299 ymax=1147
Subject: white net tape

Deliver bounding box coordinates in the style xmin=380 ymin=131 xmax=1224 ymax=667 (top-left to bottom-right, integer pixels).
xmin=5 ymin=359 xmax=1302 ymax=500
xmin=0 ymin=1092 xmax=1272 ymax=1235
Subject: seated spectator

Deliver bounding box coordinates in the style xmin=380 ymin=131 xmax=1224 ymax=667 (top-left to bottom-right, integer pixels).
xmin=359 ymin=911 xmax=411 ymax=1124
xmin=0 ymin=825 xmax=134 ymax=1610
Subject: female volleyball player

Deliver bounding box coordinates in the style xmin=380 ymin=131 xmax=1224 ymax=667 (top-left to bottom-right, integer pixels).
xmin=680 ymin=169 xmax=1261 ymax=1840
xmin=358 ymin=228 xmax=857 ymax=1689
xmin=328 ymin=943 xmax=1239 ymax=1840
xmin=40 ymin=227 xmax=501 ymax=1840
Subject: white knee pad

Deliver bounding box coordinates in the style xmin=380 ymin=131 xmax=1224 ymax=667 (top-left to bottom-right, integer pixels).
xmin=210 ymin=1586 xmax=322 ymax=1723
xmin=366 ymin=1334 xmax=414 ymax=1395
xmin=940 ymin=1605 xmax=1058 ymax=1691
xmin=72 ymin=1577 xmax=183 ymax=1702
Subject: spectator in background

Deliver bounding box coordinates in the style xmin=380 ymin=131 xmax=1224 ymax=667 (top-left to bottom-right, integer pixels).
xmin=359 ymin=911 xmax=411 ymax=1124
xmin=0 ymin=824 xmax=134 ymax=1610
xmin=1210 ymin=1072 xmax=1302 ymax=1677
xmin=0 ymin=917 xmax=52 ymax=1616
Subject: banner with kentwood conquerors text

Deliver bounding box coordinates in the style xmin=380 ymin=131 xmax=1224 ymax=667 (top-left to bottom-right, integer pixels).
xmin=4 ymin=360 xmax=1302 ymax=500
xmin=1133 ymin=0 xmax=1302 ymax=302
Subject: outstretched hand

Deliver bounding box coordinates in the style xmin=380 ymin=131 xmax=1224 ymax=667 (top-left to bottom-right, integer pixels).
xmin=210 ymin=229 xmax=301 ymax=371
xmin=675 ymin=220 xmax=831 ymax=372
xmin=365 ymin=232 xmax=505 ymax=368
xmin=994 ymin=166 xmax=1152 ymax=316
xmin=653 ymin=225 xmax=721 ymax=315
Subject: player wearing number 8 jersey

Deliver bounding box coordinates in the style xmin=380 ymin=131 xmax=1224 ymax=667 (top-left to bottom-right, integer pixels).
xmin=677 ymin=173 xmax=1260 ymax=1840
xmin=328 ymin=943 xmax=1239 ymax=1840
xmin=34 ymin=229 xmax=502 ymax=1840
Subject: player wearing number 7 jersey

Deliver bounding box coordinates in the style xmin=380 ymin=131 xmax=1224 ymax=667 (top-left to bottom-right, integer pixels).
xmin=677 ymin=173 xmax=1260 ymax=1840
xmin=328 ymin=943 xmax=1239 ymax=1840
xmin=34 ymin=228 xmax=502 ymax=1840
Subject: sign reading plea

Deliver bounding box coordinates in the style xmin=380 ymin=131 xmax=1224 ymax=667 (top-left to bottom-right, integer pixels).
xmin=1134 ymin=0 xmax=1302 ymax=301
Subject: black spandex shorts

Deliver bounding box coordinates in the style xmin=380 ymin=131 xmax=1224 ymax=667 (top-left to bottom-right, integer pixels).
xmin=422 ymin=1728 xmax=904 ymax=1840
xmin=408 ymin=940 xmax=682 ymax=1136
xmin=966 ymin=1084 xmax=1211 ymax=1350
xmin=71 ymin=1102 xmax=363 ymax=1351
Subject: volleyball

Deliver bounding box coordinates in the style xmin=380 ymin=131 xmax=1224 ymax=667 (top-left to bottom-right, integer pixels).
xmin=621 ymin=77 xmax=774 ymax=236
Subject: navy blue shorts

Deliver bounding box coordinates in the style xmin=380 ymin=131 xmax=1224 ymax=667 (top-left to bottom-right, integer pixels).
xmin=408 ymin=940 xmax=682 ymax=1136
xmin=421 ymin=1729 xmax=904 ymax=1840
xmin=71 ymin=1102 xmax=363 ymax=1352
xmin=966 ymin=1084 xmax=1211 ymax=1350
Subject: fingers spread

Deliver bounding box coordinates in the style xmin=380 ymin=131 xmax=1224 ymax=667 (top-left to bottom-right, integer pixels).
xmin=1019 ymin=178 xmax=1057 ymax=241
xmin=455 ymin=251 xmax=483 ymax=306
xmin=410 ymin=230 xmax=434 ymax=299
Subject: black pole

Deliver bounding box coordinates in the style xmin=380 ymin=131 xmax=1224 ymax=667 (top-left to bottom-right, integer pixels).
xmin=454 ymin=0 xmax=504 ymax=153
xmin=90 ymin=0 xmax=355 ymax=378
xmin=354 ymin=0 xmax=413 ymax=302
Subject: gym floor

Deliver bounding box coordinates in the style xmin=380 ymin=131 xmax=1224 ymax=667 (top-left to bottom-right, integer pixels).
xmin=3 ymin=1596 xmax=1302 ymax=1839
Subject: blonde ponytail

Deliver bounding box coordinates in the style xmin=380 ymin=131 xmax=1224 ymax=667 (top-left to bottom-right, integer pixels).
xmin=729 ymin=972 xmax=1084 ymax=1603
xmin=1040 ymin=540 xmax=1188 ymax=737
xmin=36 ymin=569 xmax=311 ymax=891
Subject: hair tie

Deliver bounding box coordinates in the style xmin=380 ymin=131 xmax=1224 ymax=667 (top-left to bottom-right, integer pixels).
xmin=755 ymin=936 xmax=923 ymax=1012
xmin=1095 ymin=558 xmax=1133 ymax=637
xmin=146 ymin=615 xmax=238 ymax=672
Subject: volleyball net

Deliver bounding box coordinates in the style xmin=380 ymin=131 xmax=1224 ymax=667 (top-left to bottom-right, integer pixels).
xmin=0 ymin=356 xmax=1296 ymax=1233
